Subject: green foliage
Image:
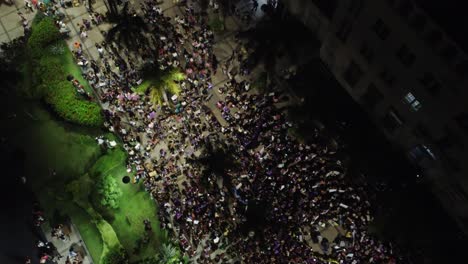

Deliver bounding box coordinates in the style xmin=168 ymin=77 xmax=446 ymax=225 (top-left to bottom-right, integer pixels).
xmin=102 ymin=246 xmax=129 ymax=264
xmin=134 ymin=80 xmax=152 ymax=94
xmin=28 ymin=17 xmax=61 ymax=57
xmin=48 ymin=41 xmax=66 ymax=55
xmin=96 ymin=173 xmax=123 ymax=210
xmin=32 ymin=11 xmax=46 ymax=26
xmin=44 ymin=81 xmax=104 ymax=127
xmin=23 ymin=15 xmax=104 ymax=127
xmin=162 ymin=69 xmax=184 ymax=96
xmin=157 ymin=244 xmax=183 ymax=264
xmin=36 ymin=56 xmax=65 ymax=88
xmin=137 ymin=256 xmax=159 ymax=264
xmin=143 ymin=68 xmax=184 ymax=106
xmin=149 ymin=86 xmax=164 ymax=106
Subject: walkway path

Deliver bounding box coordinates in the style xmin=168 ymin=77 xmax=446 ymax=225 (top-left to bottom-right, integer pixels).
xmin=42 ymin=222 xmax=93 ymax=264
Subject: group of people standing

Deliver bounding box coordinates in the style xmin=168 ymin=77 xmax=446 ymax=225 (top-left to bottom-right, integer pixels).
xmin=33 ymin=0 xmax=403 ymax=263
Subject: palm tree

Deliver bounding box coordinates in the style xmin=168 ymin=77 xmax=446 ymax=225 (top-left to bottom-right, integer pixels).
xmin=157 ymin=243 xmax=181 ymax=264
xmin=105 ymin=2 xmax=148 ymax=51
xmin=149 ymin=69 xmax=184 ymax=106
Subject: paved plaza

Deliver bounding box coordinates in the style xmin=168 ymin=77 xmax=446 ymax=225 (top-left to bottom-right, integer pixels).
xmin=0 ymin=0 xmax=350 ymax=262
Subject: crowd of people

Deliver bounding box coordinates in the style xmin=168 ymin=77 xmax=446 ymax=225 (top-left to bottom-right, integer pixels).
xmin=31 ymin=0 xmax=403 ymax=263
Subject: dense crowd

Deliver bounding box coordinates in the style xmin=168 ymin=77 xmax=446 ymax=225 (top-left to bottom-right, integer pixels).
xmin=37 ymin=0 xmax=402 ymax=263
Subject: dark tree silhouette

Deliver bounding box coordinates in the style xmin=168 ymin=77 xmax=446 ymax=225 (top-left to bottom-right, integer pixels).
xmin=103 ymin=0 xmax=120 ymax=19
xmin=188 ymin=136 xmax=238 ymax=192
xmin=237 ymin=7 xmax=316 ymax=81
xmin=105 ymin=2 xmax=148 ymax=51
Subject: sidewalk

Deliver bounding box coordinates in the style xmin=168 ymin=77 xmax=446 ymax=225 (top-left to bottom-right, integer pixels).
xmin=42 ymin=222 xmax=93 ymax=264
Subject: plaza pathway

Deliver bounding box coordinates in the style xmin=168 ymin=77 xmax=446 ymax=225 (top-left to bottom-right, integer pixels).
xmin=42 ymin=222 xmax=93 ymax=264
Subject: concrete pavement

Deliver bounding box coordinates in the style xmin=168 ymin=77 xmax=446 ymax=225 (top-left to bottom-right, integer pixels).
xmin=42 ymin=222 xmax=93 ymax=264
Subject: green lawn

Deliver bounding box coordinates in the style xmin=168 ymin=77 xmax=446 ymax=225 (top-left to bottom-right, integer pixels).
xmin=113 ymin=183 xmax=166 ymax=261
xmin=15 ymin=104 xmax=102 ymax=189
xmin=88 ymin=147 xmax=165 ymax=262
xmin=66 ymin=203 xmax=104 ymax=262
xmin=59 ymin=41 xmax=94 ymax=94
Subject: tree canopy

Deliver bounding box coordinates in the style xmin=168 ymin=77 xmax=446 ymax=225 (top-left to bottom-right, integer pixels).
xmin=96 ymin=173 xmax=123 ymax=209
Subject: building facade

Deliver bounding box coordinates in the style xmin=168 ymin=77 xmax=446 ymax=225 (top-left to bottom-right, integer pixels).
xmin=281 ymin=0 xmax=468 ymax=233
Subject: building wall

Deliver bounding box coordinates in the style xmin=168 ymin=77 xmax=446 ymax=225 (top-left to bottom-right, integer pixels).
xmin=282 ymin=0 xmax=468 ymax=233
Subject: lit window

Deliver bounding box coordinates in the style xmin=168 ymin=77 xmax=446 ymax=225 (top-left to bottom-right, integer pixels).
xmin=411 ymin=100 xmax=422 ymax=111
xmin=404 ymin=92 xmax=415 ymax=104
xmin=403 ymin=92 xmax=422 ymax=111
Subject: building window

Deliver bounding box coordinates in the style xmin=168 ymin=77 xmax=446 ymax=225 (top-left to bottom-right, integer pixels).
xmin=382 ymin=107 xmax=404 ymax=133
xmin=455 ymin=113 xmax=468 ymax=133
xmin=408 ymin=144 xmax=436 ymax=164
xmin=420 ymin=72 xmax=441 ymax=95
xmin=379 ymin=69 xmax=396 ymax=86
xmin=336 ymin=20 xmax=352 ymax=42
xmin=403 ymin=92 xmax=415 ymax=104
xmin=360 ymin=42 xmax=374 ymax=63
xmin=344 ymin=61 xmax=363 ymax=87
xmin=361 ymin=83 xmax=384 ymax=109
xmin=372 ymin=18 xmax=390 ymax=40
xmin=396 ymin=45 xmax=416 ymax=67
xmin=403 ymin=92 xmax=422 ymax=111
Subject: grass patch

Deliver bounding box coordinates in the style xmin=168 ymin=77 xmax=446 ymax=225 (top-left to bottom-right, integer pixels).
xmin=88 ymin=148 xmax=165 ymax=262
xmin=18 ymin=105 xmax=102 ymax=189
xmin=60 ymin=43 xmax=94 ymax=94
xmin=68 ymin=204 xmax=105 ymax=262
xmin=113 ymin=185 xmax=165 ymax=261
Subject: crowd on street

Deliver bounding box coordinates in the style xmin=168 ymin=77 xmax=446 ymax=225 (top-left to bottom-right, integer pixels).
xmin=24 ymin=0 xmax=402 ymax=263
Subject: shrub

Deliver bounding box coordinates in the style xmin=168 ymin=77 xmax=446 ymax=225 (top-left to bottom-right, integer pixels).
xmin=28 ymin=17 xmax=61 ymax=56
xmin=44 ymin=81 xmax=104 ymax=127
xmin=32 ymin=11 xmax=46 ymax=26
xmin=157 ymin=243 xmax=183 ymax=264
xmin=95 ymin=173 xmax=122 ymax=210
xmin=102 ymin=247 xmax=129 ymax=264
xmin=37 ymin=56 xmax=65 ymax=86
xmin=24 ymin=15 xmax=104 ymax=127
